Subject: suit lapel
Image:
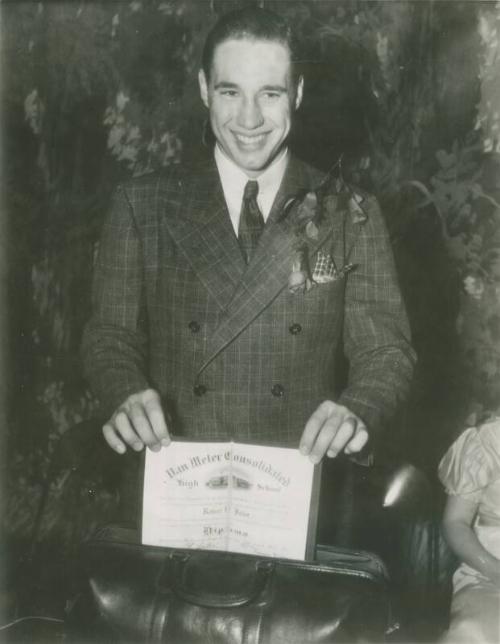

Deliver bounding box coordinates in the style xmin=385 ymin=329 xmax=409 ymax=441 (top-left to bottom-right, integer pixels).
xmin=162 ymin=161 xmax=245 ymax=312
xmin=198 ymin=155 xmax=339 ymax=375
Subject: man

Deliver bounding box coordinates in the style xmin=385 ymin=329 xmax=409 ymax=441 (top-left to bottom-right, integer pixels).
xmin=82 ymin=7 xmax=415 ymax=502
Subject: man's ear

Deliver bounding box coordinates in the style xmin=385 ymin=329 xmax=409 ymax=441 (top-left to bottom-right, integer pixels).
xmin=198 ymin=69 xmax=209 ymax=108
xmin=295 ymin=75 xmax=304 ymax=110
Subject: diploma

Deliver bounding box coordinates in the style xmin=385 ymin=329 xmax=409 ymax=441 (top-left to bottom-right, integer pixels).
xmin=141 ymin=440 xmax=321 ymax=561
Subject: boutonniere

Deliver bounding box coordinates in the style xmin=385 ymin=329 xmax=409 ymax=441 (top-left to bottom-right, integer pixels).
xmin=280 ymin=161 xmax=369 ymax=294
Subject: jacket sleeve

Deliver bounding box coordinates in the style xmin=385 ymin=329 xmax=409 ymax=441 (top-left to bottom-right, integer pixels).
xmin=81 ymin=184 xmax=150 ymax=419
xmin=337 ymin=196 xmax=416 ymax=438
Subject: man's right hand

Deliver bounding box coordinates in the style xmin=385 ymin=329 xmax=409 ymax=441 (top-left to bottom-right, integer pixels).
xmin=103 ymin=389 xmax=171 ymax=454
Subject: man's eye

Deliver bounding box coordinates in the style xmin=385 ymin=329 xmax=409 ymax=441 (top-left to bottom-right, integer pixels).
xmin=262 ymin=92 xmax=281 ymax=100
xmin=220 ymin=90 xmax=238 ymax=97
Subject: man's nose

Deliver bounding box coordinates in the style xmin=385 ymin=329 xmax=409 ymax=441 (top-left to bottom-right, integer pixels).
xmin=237 ymin=97 xmax=264 ymax=130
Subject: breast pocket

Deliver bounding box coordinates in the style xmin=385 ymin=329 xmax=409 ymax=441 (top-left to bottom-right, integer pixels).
xmin=294 ymin=274 xmax=346 ymax=311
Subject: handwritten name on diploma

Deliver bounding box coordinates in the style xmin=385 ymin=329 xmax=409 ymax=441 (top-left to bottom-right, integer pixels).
xmin=202 ymin=506 xmax=226 ymax=515
xmin=201 ymin=507 xmax=249 ymax=517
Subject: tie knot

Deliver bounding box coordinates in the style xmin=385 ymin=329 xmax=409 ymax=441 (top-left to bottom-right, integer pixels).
xmin=243 ymin=180 xmax=259 ymax=201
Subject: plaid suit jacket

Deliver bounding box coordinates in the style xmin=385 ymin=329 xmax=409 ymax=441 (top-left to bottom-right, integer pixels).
xmin=82 ymin=154 xmax=415 ymax=447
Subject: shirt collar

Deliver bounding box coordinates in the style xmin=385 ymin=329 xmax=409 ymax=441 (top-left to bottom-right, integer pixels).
xmin=215 ymin=144 xmax=289 ymax=185
xmin=214 ymin=144 xmax=289 ymax=220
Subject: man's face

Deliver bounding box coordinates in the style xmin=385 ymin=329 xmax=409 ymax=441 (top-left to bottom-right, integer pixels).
xmin=199 ymin=38 xmax=303 ymax=177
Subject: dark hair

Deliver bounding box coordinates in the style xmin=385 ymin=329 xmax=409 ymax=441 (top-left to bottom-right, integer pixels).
xmin=202 ymin=6 xmax=301 ymax=83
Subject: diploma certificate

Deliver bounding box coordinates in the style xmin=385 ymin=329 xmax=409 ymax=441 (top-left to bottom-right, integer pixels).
xmin=141 ymin=440 xmax=320 ymax=560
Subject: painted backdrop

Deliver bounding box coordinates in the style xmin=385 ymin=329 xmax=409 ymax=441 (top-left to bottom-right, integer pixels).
xmin=3 ymin=0 xmax=500 ymax=581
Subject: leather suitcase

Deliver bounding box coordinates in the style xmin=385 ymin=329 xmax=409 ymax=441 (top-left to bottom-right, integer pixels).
xmin=67 ymin=538 xmax=396 ymax=643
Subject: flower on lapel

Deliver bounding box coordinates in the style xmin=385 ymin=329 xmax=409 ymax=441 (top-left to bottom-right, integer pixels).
xmin=281 ymin=165 xmax=369 ymax=294
xmin=284 ymin=190 xmax=322 ymax=293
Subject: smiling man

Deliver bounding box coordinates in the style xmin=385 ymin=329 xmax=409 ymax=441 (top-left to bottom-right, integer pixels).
xmin=82 ymin=6 xmax=415 ymax=518
xmin=199 ymin=37 xmax=301 ymax=176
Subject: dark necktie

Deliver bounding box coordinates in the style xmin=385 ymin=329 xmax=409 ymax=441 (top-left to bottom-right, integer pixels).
xmin=238 ymin=180 xmax=265 ymax=264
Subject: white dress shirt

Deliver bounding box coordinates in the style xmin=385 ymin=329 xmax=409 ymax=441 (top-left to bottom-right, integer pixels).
xmin=214 ymin=145 xmax=289 ymax=235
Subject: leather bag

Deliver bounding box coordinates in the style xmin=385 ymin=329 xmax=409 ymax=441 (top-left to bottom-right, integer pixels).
xmin=67 ymin=538 xmax=395 ymax=644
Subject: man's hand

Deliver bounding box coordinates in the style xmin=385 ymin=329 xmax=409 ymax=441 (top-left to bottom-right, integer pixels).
xmin=102 ymin=389 xmax=171 ymax=454
xmin=300 ymin=401 xmax=368 ymax=464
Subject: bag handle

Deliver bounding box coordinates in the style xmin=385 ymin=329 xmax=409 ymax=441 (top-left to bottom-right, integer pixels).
xmin=160 ymin=552 xmax=275 ymax=608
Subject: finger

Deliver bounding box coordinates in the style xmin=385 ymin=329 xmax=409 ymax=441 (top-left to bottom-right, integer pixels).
xmin=143 ymin=392 xmax=170 ymax=447
xmin=300 ymin=401 xmax=334 ymax=455
xmin=326 ymin=418 xmax=357 ymax=458
xmin=103 ymin=423 xmax=126 ymax=454
xmin=308 ymin=419 xmax=340 ymax=463
xmin=114 ymin=410 xmax=144 ymax=451
xmin=344 ymin=425 xmax=369 ymax=454
xmin=129 ymin=402 xmax=161 ymax=451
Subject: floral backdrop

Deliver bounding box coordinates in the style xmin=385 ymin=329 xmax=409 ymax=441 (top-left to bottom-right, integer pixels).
xmin=2 ymin=0 xmax=500 ymax=615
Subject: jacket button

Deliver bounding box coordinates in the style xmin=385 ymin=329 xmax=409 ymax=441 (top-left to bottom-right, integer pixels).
xmin=188 ymin=320 xmax=200 ymax=333
xmin=289 ymin=323 xmax=302 ymax=335
xmin=193 ymin=384 xmax=207 ymax=397
xmin=271 ymin=384 xmax=285 ymax=398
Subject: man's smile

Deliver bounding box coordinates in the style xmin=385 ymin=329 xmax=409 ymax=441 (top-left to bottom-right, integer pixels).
xmin=233 ymin=132 xmax=268 ymax=147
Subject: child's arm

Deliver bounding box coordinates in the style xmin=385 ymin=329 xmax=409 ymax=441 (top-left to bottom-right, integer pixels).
xmin=442 ymin=494 xmax=500 ymax=586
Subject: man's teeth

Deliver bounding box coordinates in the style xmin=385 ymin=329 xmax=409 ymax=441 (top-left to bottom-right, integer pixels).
xmin=235 ymin=134 xmax=265 ymax=144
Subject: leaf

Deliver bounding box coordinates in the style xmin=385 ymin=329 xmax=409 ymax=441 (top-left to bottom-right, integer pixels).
xmin=305 ymin=220 xmax=319 ymax=240
xmin=436 ymin=149 xmax=457 ymax=171
xmin=288 ymin=270 xmax=306 ymax=293
xmin=296 ymin=191 xmax=318 ymax=223
xmin=348 ymin=194 xmax=368 ymax=225
xmin=277 ymin=196 xmax=299 ymax=223
xmin=323 ymin=195 xmax=338 ymax=214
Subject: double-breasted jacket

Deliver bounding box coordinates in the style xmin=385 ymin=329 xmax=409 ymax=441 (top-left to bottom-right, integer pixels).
xmin=82 ymin=154 xmax=415 ymax=448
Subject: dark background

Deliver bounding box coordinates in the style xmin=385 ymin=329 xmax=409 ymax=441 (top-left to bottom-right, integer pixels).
xmin=1 ymin=0 xmax=500 ymax=624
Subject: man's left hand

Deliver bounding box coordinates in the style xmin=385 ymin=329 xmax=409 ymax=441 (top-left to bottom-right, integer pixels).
xmin=300 ymin=401 xmax=368 ymax=463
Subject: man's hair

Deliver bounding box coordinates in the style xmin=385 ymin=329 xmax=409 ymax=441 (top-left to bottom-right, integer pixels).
xmin=202 ymin=6 xmax=301 ymax=83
